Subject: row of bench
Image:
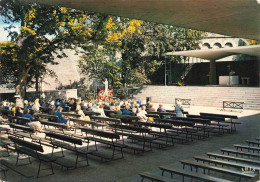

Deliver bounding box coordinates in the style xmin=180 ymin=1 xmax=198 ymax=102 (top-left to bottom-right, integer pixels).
xmin=140 ymin=138 xmax=260 ymax=182
xmin=0 ymin=111 xmax=240 ymax=180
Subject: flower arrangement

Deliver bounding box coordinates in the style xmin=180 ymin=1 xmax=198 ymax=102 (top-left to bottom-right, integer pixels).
xmin=96 ymin=88 xmax=114 ymax=101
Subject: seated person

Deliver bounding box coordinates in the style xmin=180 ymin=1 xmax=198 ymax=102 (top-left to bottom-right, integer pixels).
xmin=27 ymin=101 xmax=33 ymax=109
xmin=54 ymin=99 xmax=61 ymax=108
xmin=76 ymin=104 xmax=86 ymax=120
xmin=54 ymin=106 xmax=70 ymax=128
xmin=32 ymin=98 xmax=41 ymax=113
xmin=175 ymin=102 xmax=184 ymax=117
xmin=146 ymin=103 xmax=156 ymax=112
xmin=97 ymin=104 xmax=107 ymax=118
xmin=115 ymin=106 xmax=122 ymax=115
xmin=3 ymin=102 xmax=10 ymax=110
xmin=104 ymin=102 xmax=110 ymax=110
xmin=109 ymin=102 xmax=115 ymax=111
xmin=48 ymin=105 xmax=56 ymax=122
xmin=157 ymin=104 xmax=169 ymax=119
xmin=122 ymin=105 xmax=132 ymax=115
xmin=137 ymin=106 xmax=148 ymax=122
xmin=22 ymin=108 xmax=42 ymax=131
xmin=131 ymin=108 xmax=137 ymax=116
xmin=15 ymin=107 xmax=23 ymax=117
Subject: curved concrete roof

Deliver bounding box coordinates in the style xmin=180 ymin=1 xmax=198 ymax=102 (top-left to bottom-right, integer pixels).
xmin=165 ymin=45 xmax=260 ymax=60
xmin=21 ymin=0 xmax=260 ymax=40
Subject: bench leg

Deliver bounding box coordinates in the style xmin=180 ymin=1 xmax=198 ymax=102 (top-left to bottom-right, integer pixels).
xmin=120 ymin=147 xmax=124 ymax=158
xmin=2 ymin=170 xmax=7 ymax=181
xmin=86 ymin=154 xmax=89 ymax=166
xmin=50 ymin=162 xmax=54 ymax=175
xmin=37 ymin=161 xmax=41 ymax=178
xmin=75 ymin=154 xmax=79 ymax=168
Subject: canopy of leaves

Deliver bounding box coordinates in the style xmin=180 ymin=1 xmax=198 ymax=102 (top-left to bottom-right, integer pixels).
xmin=79 ymin=16 xmax=204 ymax=87
xmin=0 ymin=0 xmax=100 ymax=97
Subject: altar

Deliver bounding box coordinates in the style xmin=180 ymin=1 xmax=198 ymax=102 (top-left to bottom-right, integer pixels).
xmin=219 ymin=76 xmax=239 ymax=85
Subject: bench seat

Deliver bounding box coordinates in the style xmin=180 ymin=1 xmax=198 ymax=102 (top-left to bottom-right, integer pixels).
xmin=139 ymin=172 xmax=176 ymax=182
xmin=159 ymin=166 xmax=232 ymax=182
xmin=86 ymin=136 xmax=127 ymax=149
xmin=233 ymin=144 xmax=260 ymax=153
xmin=17 ymin=147 xmax=55 ymax=163
xmin=221 ymin=148 xmax=260 ymax=158
xmin=246 ymin=140 xmax=260 ymax=147
xmin=193 ymin=156 xmax=260 ymax=171
xmin=1 ymin=159 xmax=34 ymax=179
xmin=206 ymin=152 xmax=260 ymax=166
xmin=180 ymin=160 xmax=256 ymax=180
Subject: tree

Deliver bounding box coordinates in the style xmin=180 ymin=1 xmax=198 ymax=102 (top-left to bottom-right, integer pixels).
xmin=0 ymin=0 xmax=95 ymax=98
xmin=78 ymin=17 xmax=144 ymax=87
xmin=79 ymin=16 xmax=204 ymax=87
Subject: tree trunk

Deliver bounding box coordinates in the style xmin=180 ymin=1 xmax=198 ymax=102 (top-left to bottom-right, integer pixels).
xmin=15 ymin=66 xmax=31 ymax=99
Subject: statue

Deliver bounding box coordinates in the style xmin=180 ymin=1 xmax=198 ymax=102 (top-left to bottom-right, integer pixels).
xmin=103 ymin=79 xmax=108 ymax=96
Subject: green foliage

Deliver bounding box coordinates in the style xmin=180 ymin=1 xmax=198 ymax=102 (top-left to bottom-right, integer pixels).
xmin=79 ymin=16 xmax=204 ymax=87
xmin=0 ymin=0 xmax=96 ymax=98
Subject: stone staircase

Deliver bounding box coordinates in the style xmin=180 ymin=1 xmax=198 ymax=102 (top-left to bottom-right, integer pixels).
xmin=133 ymin=85 xmax=260 ymax=110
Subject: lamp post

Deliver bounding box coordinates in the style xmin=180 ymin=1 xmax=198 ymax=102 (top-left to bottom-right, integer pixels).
xmin=165 ymin=58 xmax=167 ymax=86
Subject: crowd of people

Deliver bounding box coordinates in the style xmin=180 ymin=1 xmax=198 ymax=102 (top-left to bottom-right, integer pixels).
xmin=0 ymin=97 xmax=184 ymax=131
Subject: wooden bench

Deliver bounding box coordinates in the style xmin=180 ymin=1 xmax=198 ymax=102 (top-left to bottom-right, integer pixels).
xmin=157 ymin=118 xmax=209 ymax=140
xmin=110 ymin=114 xmax=139 ymax=123
xmin=206 ymin=152 xmax=260 ymax=166
xmin=8 ymin=136 xmax=56 ymax=178
xmin=246 ymin=140 xmax=260 ymax=147
xmin=45 ymin=132 xmax=92 ymax=168
xmin=39 ymin=120 xmax=68 ymax=133
xmin=180 ymin=160 xmax=256 ymax=182
xmin=14 ymin=116 xmax=31 ymax=126
xmin=109 ymin=124 xmax=153 ymax=153
xmin=221 ymin=148 xmax=260 ymax=158
xmin=139 ymin=172 xmax=176 ymax=182
xmin=155 ymin=120 xmax=196 ymax=142
xmin=121 ymin=122 xmax=172 ymax=149
xmin=193 ymin=156 xmax=260 ymax=171
xmin=69 ymin=118 xmax=107 ymax=130
xmin=36 ymin=113 xmax=58 ymax=122
xmin=166 ymin=110 xmax=189 ymax=115
xmin=90 ymin=116 xmax=121 ymax=125
xmin=80 ymin=127 xmax=127 ymax=160
xmin=61 ymin=106 xmax=70 ymax=112
xmin=9 ymin=123 xmax=58 ymax=148
xmin=233 ymin=144 xmax=260 ymax=153
xmin=1 ymin=159 xmax=34 ymax=179
xmin=83 ymin=111 xmax=101 ymax=116
xmin=200 ymin=112 xmax=240 ymax=132
xmin=187 ymin=115 xmax=230 ymax=134
xmin=0 ymin=138 xmax=15 ymax=156
xmin=62 ymin=112 xmax=81 ymax=118
xmin=9 ymin=123 xmax=34 ymax=132
xmin=39 ymin=107 xmax=50 ymax=114
xmin=159 ymin=166 xmax=232 ymax=182
xmin=147 ymin=111 xmax=176 ymax=117
xmin=0 ymin=109 xmax=14 ymax=118
xmin=109 ymin=124 xmax=158 ymax=151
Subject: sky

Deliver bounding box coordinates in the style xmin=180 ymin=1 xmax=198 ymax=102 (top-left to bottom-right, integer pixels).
xmin=0 ymin=16 xmax=19 ymax=42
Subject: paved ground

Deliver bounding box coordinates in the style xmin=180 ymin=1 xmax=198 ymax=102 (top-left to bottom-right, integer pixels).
xmin=1 ymin=106 xmax=259 ymax=182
